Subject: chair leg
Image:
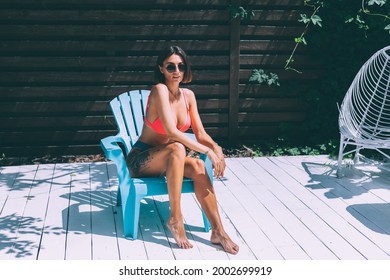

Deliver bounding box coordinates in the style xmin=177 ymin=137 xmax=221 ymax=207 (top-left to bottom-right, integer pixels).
xmin=337 ymin=136 xmax=345 ymax=178
xmin=354 ymin=146 xmax=362 ymax=164
xmin=122 ymin=190 xmax=145 ymax=240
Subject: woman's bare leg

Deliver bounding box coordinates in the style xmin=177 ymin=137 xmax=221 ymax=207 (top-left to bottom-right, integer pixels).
xmin=164 ymin=143 xmax=193 ymax=249
xmin=184 ymin=157 xmax=239 ymax=255
xmin=128 ymin=142 xmax=192 ymax=249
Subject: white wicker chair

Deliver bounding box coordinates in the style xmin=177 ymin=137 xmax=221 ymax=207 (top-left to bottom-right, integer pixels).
xmin=337 ymin=45 xmax=390 ymax=177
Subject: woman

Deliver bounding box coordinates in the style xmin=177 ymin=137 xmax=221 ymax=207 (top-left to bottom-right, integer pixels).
xmin=126 ymin=46 xmax=239 ymax=255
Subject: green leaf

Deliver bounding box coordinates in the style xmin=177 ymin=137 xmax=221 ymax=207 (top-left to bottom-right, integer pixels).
xmin=311 ymin=15 xmax=322 ymax=27
xmin=367 ymin=0 xmax=386 ymax=6
xmin=345 ymin=16 xmax=354 ymax=23
xmin=299 ymin=14 xmax=311 ymax=24
xmin=249 ymin=69 xmax=280 ymax=86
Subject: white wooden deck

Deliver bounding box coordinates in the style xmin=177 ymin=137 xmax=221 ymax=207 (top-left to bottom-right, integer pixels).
xmin=1 ymin=155 xmax=390 ymax=260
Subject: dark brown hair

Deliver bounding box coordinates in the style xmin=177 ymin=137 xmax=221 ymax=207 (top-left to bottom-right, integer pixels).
xmin=154 ymin=46 xmax=192 ymax=84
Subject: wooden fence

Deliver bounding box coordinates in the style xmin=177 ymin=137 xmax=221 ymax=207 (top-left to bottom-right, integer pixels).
xmin=0 ymin=0 xmax=320 ymax=157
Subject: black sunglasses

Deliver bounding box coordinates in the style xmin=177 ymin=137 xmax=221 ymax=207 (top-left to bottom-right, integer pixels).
xmin=165 ymin=64 xmax=186 ymax=73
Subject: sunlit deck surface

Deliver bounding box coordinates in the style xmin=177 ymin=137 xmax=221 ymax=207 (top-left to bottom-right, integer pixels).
xmin=1 ymin=155 xmax=390 ymax=260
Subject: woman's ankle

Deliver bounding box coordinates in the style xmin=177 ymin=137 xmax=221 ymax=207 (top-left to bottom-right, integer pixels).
xmin=168 ymin=214 xmax=183 ymax=224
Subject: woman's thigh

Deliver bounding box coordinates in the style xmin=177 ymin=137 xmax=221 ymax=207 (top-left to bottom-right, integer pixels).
xmin=127 ymin=142 xmax=186 ymax=177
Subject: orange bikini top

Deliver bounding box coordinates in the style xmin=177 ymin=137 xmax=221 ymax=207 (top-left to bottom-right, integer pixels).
xmin=144 ymin=88 xmax=191 ymax=135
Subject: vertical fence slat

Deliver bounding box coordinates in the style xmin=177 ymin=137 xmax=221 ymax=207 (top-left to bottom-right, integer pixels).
xmin=228 ymin=0 xmax=241 ymax=146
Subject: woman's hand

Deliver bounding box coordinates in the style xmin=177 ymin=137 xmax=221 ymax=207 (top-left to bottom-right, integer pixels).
xmin=207 ymin=149 xmax=225 ymax=178
xmin=213 ymin=145 xmax=226 ymax=172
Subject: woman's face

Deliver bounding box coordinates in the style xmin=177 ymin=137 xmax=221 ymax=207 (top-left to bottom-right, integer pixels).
xmin=160 ymin=54 xmax=185 ymax=83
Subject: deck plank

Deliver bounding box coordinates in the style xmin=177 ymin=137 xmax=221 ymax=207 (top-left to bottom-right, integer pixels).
xmin=152 ymin=193 xmax=206 ymax=260
xmin=0 ymin=165 xmax=38 ymax=259
xmin=229 ymin=157 xmax=338 ymax=259
xmin=137 ymin=197 xmax=175 ymax=260
xmin=0 ymin=165 xmax=20 ymax=216
xmin=259 ymin=156 xmax=380 ymax=259
xmin=64 ymin=163 xmax=92 ymax=260
xmin=37 ymin=164 xmax=73 ymax=259
xmin=223 ymin=159 xmax=310 ymax=260
xmin=283 ymin=155 xmax=390 ymax=259
xmin=106 ymin=163 xmax=148 ymax=260
xmin=89 ymin=162 xmax=120 ymax=260
xmin=178 ymin=194 xmax=231 ymax=260
xmin=9 ymin=164 xmax=55 ymax=260
xmin=213 ymin=172 xmax=284 ymax=259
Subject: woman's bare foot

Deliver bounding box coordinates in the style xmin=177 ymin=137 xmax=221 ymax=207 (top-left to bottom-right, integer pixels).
xmin=167 ymin=216 xmax=193 ymax=249
xmin=211 ymin=230 xmax=239 ymax=255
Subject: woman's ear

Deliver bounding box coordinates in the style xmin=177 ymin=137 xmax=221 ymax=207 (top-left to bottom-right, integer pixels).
xmin=159 ymin=65 xmax=164 ymax=73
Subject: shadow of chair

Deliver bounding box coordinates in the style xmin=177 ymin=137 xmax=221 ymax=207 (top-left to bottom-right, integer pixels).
xmin=301 ymin=159 xmax=390 ymax=235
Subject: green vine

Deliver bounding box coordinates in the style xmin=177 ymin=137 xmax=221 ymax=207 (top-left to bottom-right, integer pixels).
xmin=286 ymin=0 xmax=390 ymax=72
xmin=345 ymin=0 xmax=390 ymax=35
xmin=228 ymin=5 xmax=281 ymax=86
xmin=284 ymin=1 xmax=323 ymax=73
xmin=248 ymin=0 xmax=389 ymax=87
xmin=229 ymin=1 xmax=389 ymax=76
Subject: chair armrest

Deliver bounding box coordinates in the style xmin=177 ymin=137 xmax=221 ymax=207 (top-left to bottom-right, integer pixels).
xmin=100 ymin=135 xmax=131 ymax=185
xmin=100 ymin=135 xmax=127 ymax=162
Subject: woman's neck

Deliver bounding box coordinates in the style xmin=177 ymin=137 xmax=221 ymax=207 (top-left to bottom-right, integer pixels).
xmin=165 ymin=82 xmax=180 ymax=98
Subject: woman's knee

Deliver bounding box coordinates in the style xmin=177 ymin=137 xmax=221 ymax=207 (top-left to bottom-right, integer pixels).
xmin=167 ymin=142 xmax=186 ymax=159
xmin=187 ymin=158 xmax=207 ymax=176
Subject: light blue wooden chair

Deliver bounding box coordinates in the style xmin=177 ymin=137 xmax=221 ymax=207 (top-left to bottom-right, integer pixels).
xmin=100 ymin=90 xmax=212 ymax=239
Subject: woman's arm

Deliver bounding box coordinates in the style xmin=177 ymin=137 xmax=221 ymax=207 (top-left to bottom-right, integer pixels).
xmin=185 ymin=89 xmax=227 ymax=174
xmin=186 ymin=89 xmax=223 ymax=153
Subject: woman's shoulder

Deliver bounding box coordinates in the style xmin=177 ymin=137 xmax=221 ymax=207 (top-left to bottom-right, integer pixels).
xmin=150 ymin=84 xmax=169 ymax=99
xmin=181 ymin=87 xmax=195 ymax=99
xmin=151 ymin=83 xmax=169 ymax=93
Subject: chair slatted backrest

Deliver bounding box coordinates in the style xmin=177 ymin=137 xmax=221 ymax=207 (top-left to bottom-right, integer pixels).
xmin=110 ymin=90 xmax=151 ymax=154
xmin=339 ymin=45 xmax=390 ymax=142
